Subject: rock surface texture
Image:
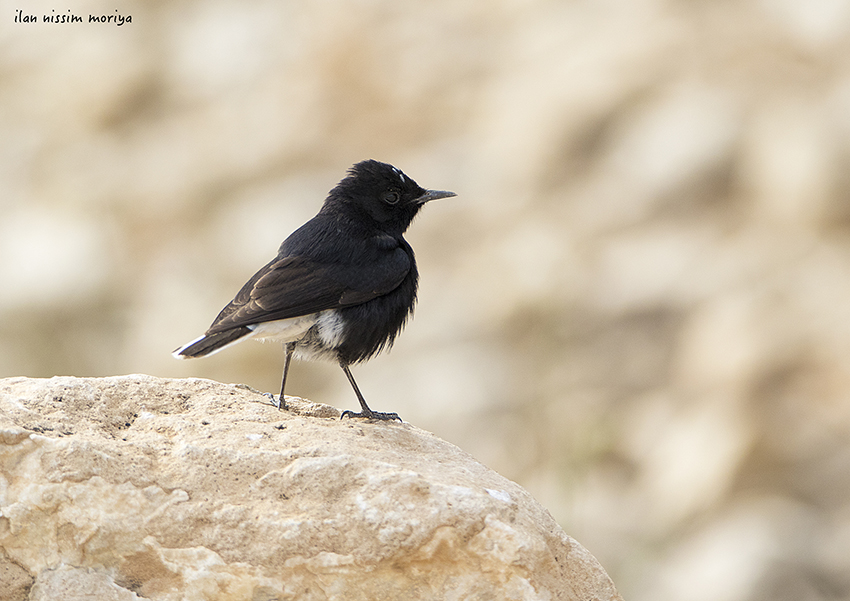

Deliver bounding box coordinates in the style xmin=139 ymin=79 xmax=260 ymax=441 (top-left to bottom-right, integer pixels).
xmin=0 ymin=375 xmax=621 ymax=601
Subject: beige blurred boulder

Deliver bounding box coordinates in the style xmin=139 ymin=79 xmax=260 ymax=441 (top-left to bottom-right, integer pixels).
xmin=0 ymin=375 xmax=621 ymax=601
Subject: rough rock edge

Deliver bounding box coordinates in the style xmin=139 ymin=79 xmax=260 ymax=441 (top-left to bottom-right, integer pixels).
xmin=0 ymin=375 xmax=623 ymax=601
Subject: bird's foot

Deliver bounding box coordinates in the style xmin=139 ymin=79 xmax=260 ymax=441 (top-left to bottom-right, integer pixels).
xmin=264 ymin=392 xmax=287 ymax=411
xmin=340 ymin=409 xmax=402 ymax=422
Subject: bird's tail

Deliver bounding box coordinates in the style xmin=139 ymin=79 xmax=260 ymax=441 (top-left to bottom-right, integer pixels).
xmin=172 ymin=327 xmax=252 ymax=359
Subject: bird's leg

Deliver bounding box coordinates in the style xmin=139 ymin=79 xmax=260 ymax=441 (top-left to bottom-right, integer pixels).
xmin=275 ymin=342 xmax=295 ymax=411
xmin=339 ymin=363 xmax=402 ymax=422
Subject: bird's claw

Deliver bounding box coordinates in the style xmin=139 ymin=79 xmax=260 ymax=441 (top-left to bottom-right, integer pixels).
xmin=340 ymin=409 xmax=402 ymax=422
xmin=264 ymin=392 xmax=286 ymax=411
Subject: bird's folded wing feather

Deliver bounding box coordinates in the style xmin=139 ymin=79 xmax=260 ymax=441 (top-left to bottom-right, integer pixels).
xmin=205 ymin=246 xmax=410 ymax=334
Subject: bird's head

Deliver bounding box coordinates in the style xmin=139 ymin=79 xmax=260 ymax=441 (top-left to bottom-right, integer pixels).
xmin=324 ymin=160 xmax=455 ymax=233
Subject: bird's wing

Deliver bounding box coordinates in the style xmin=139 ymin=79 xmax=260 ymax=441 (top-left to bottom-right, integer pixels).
xmin=205 ymin=242 xmax=411 ymax=334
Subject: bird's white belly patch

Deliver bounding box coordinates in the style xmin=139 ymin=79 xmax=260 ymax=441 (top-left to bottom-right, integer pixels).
xmin=315 ymin=309 xmax=346 ymax=348
xmin=247 ymin=314 xmax=317 ymax=342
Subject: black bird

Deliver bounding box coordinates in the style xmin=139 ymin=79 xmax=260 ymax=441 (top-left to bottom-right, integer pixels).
xmin=172 ymin=160 xmax=455 ymax=421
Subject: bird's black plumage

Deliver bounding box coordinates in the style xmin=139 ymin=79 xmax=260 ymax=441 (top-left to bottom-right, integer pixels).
xmin=173 ymin=159 xmax=455 ymax=421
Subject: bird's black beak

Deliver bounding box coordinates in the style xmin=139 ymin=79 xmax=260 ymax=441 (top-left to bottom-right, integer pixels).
xmin=415 ymin=189 xmax=456 ymax=204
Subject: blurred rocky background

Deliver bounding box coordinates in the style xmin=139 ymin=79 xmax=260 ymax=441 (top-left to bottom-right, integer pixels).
xmin=2 ymin=0 xmax=850 ymax=599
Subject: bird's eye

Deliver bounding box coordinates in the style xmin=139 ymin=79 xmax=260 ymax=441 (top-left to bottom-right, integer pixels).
xmin=382 ymin=191 xmax=400 ymax=205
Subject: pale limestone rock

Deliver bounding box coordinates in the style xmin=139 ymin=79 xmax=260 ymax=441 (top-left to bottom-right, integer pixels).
xmin=30 ymin=565 xmax=143 ymax=601
xmin=0 ymin=553 xmax=32 ymax=601
xmin=0 ymin=375 xmax=622 ymax=601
